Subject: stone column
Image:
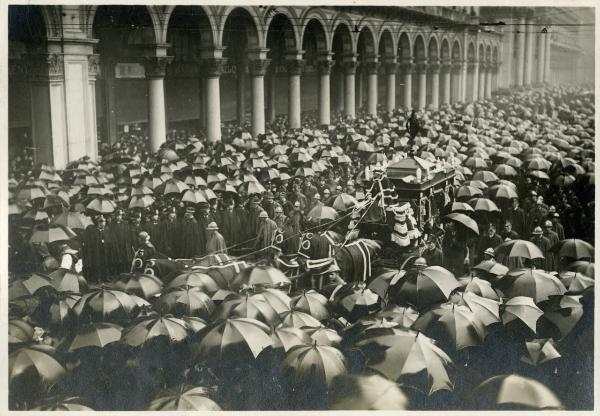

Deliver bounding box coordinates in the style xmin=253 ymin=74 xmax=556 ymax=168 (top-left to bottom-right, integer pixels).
xmin=365 ymin=59 xmax=380 ymax=116
xmin=441 ymin=61 xmax=452 ymax=105
xmin=524 ymin=18 xmax=534 ymax=86
xmin=478 ymin=62 xmax=486 ymax=100
xmin=86 ymin=54 xmax=99 ymax=158
xmin=544 ymin=32 xmax=551 ymax=83
xmin=28 ymin=53 xmax=68 ymax=169
xmin=451 ymin=63 xmax=462 ymax=103
xmin=384 ymin=59 xmax=398 ymax=112
xmin=537 ymin=31 xmax=545 ymax=85
xmin=101 ymin=58 xmax=118 ymax=145
xmin=342 ymin=55 xmax=358 ymax=119
xmin=400 ymin=60 xmax=414 ymax=109
xmin=317 ymin=55 xmax=334 ymax=126
xmin=415 ymin=60 xmax=427 ymax=110
xmin=286 ymin=54 xmax=304 ymax=129
xmin=236 ymin=63 xmax=246 ymax=124
xmin=267 ymin=72 xmax=276 ymax=122
xmin=356 ymin=66 xmax=364 ymax=111
xmin=515 ymin=16 xmax=526 ymax=86
xmin=471 ymin=60 xmax=479 ymax=101
xmin=144 ymin=55 xmax=172 ymax=152
xmin=248 ymin=54 xmax=270 ymax=137
xmin=335 ymin=64 xmax=345 ymax=113
xmin=201 ymin=57 xmax=225 ymax=143
xmin=503 ymin=28 xmax=515 ymax=88
xmin=485 ymin=63 xmax=492 ymax=99
xmin=429 ymin=60 xmax=440 ymax=109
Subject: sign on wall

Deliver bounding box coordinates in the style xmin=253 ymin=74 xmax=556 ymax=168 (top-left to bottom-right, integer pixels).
xmin=115 ymin=63 xmax=145 ymax=79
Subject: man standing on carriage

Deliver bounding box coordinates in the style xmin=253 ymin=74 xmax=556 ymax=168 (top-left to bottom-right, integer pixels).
xmin=405 ymin=109 xmax=421 ymax=153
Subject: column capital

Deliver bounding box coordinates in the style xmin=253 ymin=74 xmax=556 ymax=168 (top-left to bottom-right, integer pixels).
xmin=429 ymin=59 xmax=441 ymax=73
xmin=414 ymin=59 xmax=428 ymax=74
xmin=384 ymin=61 xmax=399 ymax=75
xmin=248 ymin=58 xmax=271 ymax=76
xmin=440 ymin=59 xmax=452 ymax=72
xmin=27 ymin=53 xmax=65 ymax=82
xmin=317 ymin=58 xmax=335 ymax=75
xmin=399 ymin=60 xmax=415 ymax=74
xmin=202 ymin=58 xmax=226 ymax=77
xmin=143 ymin=56 xmax=173 ymax=78
xmin=285 ymin=58 xmax=305 ymax=75
xmin=342 ymin=54 xmax=359 ymax=75
xmin=364 ymin=60 xmax=380 ymax=75
xmin=467 ymin=59 xmax=478 ymax=70
xmin=452 ymin=60 xmax=464 ymax=72
xmin=88 ymin=54 xmax=100 ymax=79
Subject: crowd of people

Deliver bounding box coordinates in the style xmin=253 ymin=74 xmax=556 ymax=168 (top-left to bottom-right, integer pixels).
xmin=7 ymin=84 xmax=595 ymax=410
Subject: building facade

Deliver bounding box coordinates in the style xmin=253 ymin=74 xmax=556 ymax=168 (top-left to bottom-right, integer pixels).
xmin=8 ymin=5 xmax=594 ymax=169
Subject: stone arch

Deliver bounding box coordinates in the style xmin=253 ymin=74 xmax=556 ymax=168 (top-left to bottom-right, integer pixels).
xmin=264 ymin=7 xmax=301 ymax=51
xmin=468 ymin=41 xmax=476 ymax=62
xmin=331 ymin=19 xmax=355 ymax=56
xmin=485 ymin=44 xmax=492 ymax=63
xmin=478 ymin=43 xmax=485 ymax=63
xmin=93 ymin=6 xmax=158 ymax=49
xmin=413 ymin=34 xmax=426 ymax=61
xmin=165 ymin=6 xmax=215 ymax=55
xmin=9 ymin=5 xmax=49 ymax=49
xmin=266 ymin=13 xmax=299 ymax=61
xmin=357 ymin=25 xmax=377 ymax=58
xmin=428 ymin=36 xmax=439 ymax=62
xmin=91 ymin=5 xmax=159 ymax=45
xmin=331 ymin=14 xmax=357 ymax=54
xmin=398 ymin=31 xmax=411 ymax=60
xmin=218 ymin=6 xmax=262 ymax=49
xmin=452 ymin=40 xmax=462 ymax=62
xmin=302 ymin=18 xmax=329 ymax=63
xmin=299 ymin=9 xmax=331 ymax=52
xmin=357 ymin=18 xmax=378 ymax=53
xmin=378 ymin=28 xmax=396 ymax=59
xmin=493 ymin=45 xmax=499 ymax=63
xmin=440 ymin=37 xmax=451 ymax=61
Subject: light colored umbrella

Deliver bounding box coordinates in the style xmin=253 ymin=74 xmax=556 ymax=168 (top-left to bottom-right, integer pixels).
xmin=501 ymin=296 xmax=543 ymax=333
xmin=328 ymin=374 xmax=408 ymax=410
xmin=471 ymin=374 xmax=563 ymax=409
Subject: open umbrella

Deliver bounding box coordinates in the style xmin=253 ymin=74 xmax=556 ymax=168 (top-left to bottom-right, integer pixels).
xmin=291 ymin=290 xmax=329 ymax=321
xmin=86 ymin=197 xmax=116 ymax=214
xmin=334 ymin=284 xmax=380 ymax=321
xmin=9 ymin=319 xmax=35 ymax=344
xmin=451 ymin=202 xmax=474 ymax=213
xmin=29 ymin=224 xmax=74 ymax=244
xmin=307 ymin=205 xmax=338 ymax=221
xmin=471 ymin=374 xmax=563 ymax=410
xmin=501 ymin=296 xmax=543 ymax=333
xmin=390 ymin=266 xmax=460 ymax=311
xmin=375 ymin=304 xmax=419 ymax=328
xmin=459 ymin=275 xmax=499 ymax=299
xmin=31 ymin=396 xmax=93 ymax=411
xmin=328 ymin=373 xmax=408 ymax=410
xmin=51 ymin=211 xmax=93 ymax=230
xmin=537 ymin=295 xmax=583 ymax=340
xmin=280 ymin=309 xmax=322 ymax=328
xmin=9 ymin=344 xmax=66 ymax=385
xmin=121 ymin=314 xmax=190 ymax=347
xmin=166 ymin=271 xmax=220 ymax=294
xmin=568 ymin=260 xmax=594 ymax=277
xmin=148 ymin=385 xmax=221 ymax=411
xmin=558 ymin=271 xmax=594 ymax=293
xmin=472 ymin=170 xmax=499 ymax=183
xmin=255 ymin=288 xmax=292 ymax=314
xmin=216 ymin=293 xmax=279 ymax=325
xmin=551 ymin=239 xmax=594 ymax=260
xmin=48 ymin=268 xmax=88 ymax=293
xmin=271 ymin=326 xmax=312 ymax=351
xmin=66 ymin=322 xmax=123 ymax=351
xmin=469 ymin=198 xmax=500 ymax=213
xmin=355 ymin=328 xmax=453 ymax=395
xmin=494 ymin=164 xmax=518 ymax=177
xmin=488 ymin=184 xmax=518 ymax=200
xmin=73 ymin=287 xmax=138 ymax=322
xmin=157 ymin=287 xmax=215 ymax=319
xmin=520 ymin=338 xmax=561 ymax=366
xmin=331 ymin=193 xmax=358 ymax=211
xmin=367 ymin=269 xmax=405 ymax=299
xmin=114 ymin=272 xmax=163 ymax=299
xmin=494 ymin=239 xmax=544 ymax=260
xmin=456 ymin=185 xmax=483 ymax=199
xmin=302 ymin=325 xmax=343 ymax=346
xmin=282 ymin=342 xmax=347 ymax=389
xmin=48 ymin=292 xmax=81 ymax=326
xmin=450 ymin=291 xmax=500 ymax=326
xmin=443 ymin=213 xmax=479 ymax=236
xmin=231 ymin=265 xmax=290 ymax=290
xmin=194 ymin=317 xmax=273 ymax=360
xmin=501 ymin=268 xmax=566 ymax=303
xmin=412 ymin=303 xmax=486 ymax=350
xmin=9 ymin=272 xmax=53 ymax=299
